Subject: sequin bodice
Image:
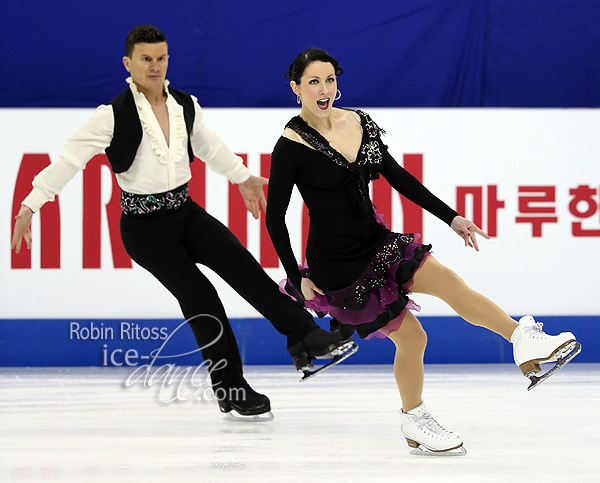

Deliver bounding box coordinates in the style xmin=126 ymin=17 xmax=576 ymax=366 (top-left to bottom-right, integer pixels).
xmin=285 ymin=110 xmax=384 ymax=214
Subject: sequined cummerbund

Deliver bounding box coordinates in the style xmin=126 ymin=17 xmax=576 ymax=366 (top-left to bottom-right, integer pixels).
xmin=121 ymin=184 xmax=189 ymax=215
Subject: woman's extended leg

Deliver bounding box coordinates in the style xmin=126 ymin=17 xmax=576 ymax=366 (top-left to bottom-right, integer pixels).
xmin=409 ymin=255 xmax=518 ymax=340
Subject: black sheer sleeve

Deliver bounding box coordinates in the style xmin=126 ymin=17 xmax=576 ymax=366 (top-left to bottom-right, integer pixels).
xmin=265 ymin=138 xmax=304 ymax=292
xmin=378 ymin=147 xmax=459 ymax=226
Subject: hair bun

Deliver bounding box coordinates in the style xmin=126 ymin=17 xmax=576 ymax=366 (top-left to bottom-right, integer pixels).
xmin=284 ymin=62 xmax=295 ymax=80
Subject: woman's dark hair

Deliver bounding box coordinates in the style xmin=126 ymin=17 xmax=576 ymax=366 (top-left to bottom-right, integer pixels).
xmin=285 ymin=48 xmax=343 ymax=83
xmin=125 ymin=24 xmax=168 ymax=57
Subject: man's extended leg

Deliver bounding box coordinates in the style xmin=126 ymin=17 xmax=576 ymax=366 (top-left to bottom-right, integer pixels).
xmin=181 ymin=203 xmax=353 ymax=367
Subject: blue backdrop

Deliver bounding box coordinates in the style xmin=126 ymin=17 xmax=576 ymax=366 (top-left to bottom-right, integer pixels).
xmin=3 ymin=0 xmax=599 ymax=108
xmin=1 ymin=316 xmax=596 ymax=367
xmin=3 ymin=1 xmax=598 ymax=365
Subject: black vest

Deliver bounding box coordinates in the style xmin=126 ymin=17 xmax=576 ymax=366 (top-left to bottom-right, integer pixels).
xmin=105 ymin=87 xmax=195 ymax=173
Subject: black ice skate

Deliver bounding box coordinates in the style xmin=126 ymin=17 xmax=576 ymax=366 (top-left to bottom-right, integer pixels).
xmin=288 ymin=327 xmax=358 ymax=382
xmin=217 ymin=377 xmax=274 ymax=422
xmin=299 ymin=340 xmax=358 ymax=382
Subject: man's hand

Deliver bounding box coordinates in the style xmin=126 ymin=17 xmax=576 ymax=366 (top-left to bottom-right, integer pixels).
xmin=238 ymin=175 xmax=268 ymax=219
xmin=11 ymin=205 xmax=34 ymax=254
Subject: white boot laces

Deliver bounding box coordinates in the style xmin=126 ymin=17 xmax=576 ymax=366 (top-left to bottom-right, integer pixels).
xmin=415 ymin=411 xmax=452 ymax=441
xmin=523 ymin=321 xmax=550 ymax=340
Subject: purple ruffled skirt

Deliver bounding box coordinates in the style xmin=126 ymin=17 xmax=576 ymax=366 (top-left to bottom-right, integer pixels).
xmin=280 ymin=232 xmax=432 ymax=340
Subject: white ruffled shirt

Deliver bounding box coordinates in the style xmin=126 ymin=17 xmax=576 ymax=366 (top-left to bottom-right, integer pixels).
xmin=22 ymin=78 xmax=251 ymax=212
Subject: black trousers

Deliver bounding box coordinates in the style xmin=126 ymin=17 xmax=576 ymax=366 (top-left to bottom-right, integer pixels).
xmin=120 ymin=199 xmax=318 ymax=391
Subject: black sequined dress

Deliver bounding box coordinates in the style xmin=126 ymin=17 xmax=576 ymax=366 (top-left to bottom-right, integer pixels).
xmin=265 ymin=109 xmax=459 ymax=339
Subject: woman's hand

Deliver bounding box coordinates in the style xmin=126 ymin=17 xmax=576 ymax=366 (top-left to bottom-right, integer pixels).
xmin=238 ymin=175 xmax=268 ymax=219
xmin=450 ymin=215 xmax=490 ymax=251
xmin=301 ymin=277 xmax=325 ymax=300
xmin=11 ymin=205 xmax=34 ymax=253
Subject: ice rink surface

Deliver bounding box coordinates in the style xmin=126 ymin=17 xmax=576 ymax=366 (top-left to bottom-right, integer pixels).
xmin=1 ymin=363 xmax=598 ymax=482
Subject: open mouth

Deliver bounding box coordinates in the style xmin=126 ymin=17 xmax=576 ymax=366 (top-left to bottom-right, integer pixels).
xmin=317 ymin=98 xmax=330 ymax=110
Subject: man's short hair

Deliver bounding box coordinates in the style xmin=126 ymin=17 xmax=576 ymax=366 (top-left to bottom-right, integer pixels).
xmin=125 ymin=25 xmax=167 ymax=57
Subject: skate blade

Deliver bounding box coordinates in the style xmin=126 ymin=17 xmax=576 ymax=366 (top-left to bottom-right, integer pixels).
xmin=526 ymin=341 xmax=581 ymax=391
xmin=299 ymin=342 xmax=359 ymax=382
xmin=410 ymin=445 xmax=467 ymax=457
xmin=223 ymin=410 xmax=274 ymax=422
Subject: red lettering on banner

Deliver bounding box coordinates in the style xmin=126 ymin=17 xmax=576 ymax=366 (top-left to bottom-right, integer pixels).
xmin=515 ymin=185 xmax=558 ymax=237
xmin=189 ymin=158 xmax=206 ymax=208
xmin=372 ymin=154 xmax=424 ymax=235
xmin=228 ymin=154 xmax=248 ymax=245
xmin=568 ymin=185 xmax=600 ymax=236
xmin=456 ymin=185 xmax=505 ymax=237
xmin=487 ymin=186 xmax=505 ymax=237
xmin=11 ymin=154 xmax=61 ymax=269
xmin=82 ymin=154 xmax=131 ymax=268
xmin=22 ymin=152 xmax=590 ymax=271
xmin=301 ymin=204 xmax=309 ymax=264
xmin=260 ymin=154 xmax=279 ymax=267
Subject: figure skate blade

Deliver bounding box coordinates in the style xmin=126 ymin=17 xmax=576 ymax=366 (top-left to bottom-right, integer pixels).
xmin=300 ymin=342 xmax=358 ymax=382
xmin=410 ymin=445 xmax=467 ymax=457
xmin=223 ymin=411 xmax=274 ymax=422
xmin=527 ymin=341 xmax=581 ymax=391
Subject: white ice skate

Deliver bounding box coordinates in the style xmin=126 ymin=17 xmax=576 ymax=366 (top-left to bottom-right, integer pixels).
xmin=511 ymin=316 xmax=581 ymax=391
xmin=400 ymin=402 xmax=467 ymax=456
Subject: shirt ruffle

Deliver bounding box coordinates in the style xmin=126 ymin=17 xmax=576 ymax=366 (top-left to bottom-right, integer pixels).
xmin=126 ymin=77 xmax=187 ymax=166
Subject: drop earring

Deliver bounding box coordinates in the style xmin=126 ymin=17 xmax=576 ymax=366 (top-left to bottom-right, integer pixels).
xmin=296 ymin=94 xmax=301 ymax=104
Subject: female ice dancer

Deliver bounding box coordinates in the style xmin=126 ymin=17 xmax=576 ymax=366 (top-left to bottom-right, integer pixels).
xmin=265 ymin=48 xmax=581 ymax=454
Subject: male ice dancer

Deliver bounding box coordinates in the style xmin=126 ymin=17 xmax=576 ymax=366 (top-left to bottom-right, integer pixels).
xmin=11 ymin=24 xmax=355 ymax=420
